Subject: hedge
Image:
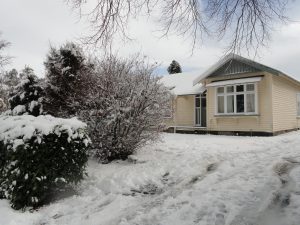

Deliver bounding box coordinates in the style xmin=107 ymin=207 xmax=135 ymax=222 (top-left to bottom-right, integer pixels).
xmin=0 ymin=115 xmax=90 ymax=209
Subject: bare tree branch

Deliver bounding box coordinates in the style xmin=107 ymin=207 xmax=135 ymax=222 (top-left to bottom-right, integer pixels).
xmin=66 ymin=0 xmax=291 ymax=53
xmin=0 ymin=33 xmax=11 ymax=68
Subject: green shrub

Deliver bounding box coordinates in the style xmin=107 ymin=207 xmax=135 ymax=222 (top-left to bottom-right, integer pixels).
xmin=0 ymin=115 xmax=90 ymax=209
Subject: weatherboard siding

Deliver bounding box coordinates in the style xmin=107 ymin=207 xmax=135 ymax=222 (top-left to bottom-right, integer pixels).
xmin=174 ymin=95 xmax=195 ymax=126
xmin=206 ymin=72 xmax=273 ymax=132
xmin=272 ymin=75 xmax=300 ymax=132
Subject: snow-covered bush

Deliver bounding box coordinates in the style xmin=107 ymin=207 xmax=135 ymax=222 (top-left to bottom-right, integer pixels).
xmin=0 ymin=98 xmax=5 ymax=111
xmin=3 ymin=68 xmax=19 ymax=87
xmin=0 ymin=69 xmax=19 ymax=112
xmin=81 ymin=55 xmax=171 ymax=162
xmin=8 ymin=67 xmax=43 ymax=116
xmin=0 ymin=115 xmax=90 ymax=209
xmin=44 ymin=42 xmax=94 ymax=117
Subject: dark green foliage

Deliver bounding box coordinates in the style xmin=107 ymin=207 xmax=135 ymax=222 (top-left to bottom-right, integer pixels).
xmin=0 ymin=129 xmax=89 ymax=210
xmin=44 ymin=42 xmax=94 ymax=117
xmin=9 ymin=67 xmax=44 ymax=116
xmin=167 ymin=60 xmax=182 ymax=74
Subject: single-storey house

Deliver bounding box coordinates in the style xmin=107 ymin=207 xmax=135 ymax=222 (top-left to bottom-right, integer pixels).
xmin=161 ymin=53 xmax=300 ymax=136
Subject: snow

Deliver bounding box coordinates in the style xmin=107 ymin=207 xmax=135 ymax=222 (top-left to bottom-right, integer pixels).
xmin=29 ymin=100 xmax=38 ymax=112
xmin=0 ymin=115 xmax=88 ymax=144
xmin=0 ymin=83 xmax=10 ymax=91
xmin=11 ymin=105 xmax=26 ymax=116
xmin=1 ymin=132 xmax=300 ymax=225
xmin=160 ymin=72 xmax=205 ymax=95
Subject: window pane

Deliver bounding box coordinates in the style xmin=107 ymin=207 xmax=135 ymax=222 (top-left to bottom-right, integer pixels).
xmin=226 ymin=86 xmax=234 ymax=93
xmin=195 ymin=97 xmax=200 ymax=107
xmin=236 ymin=85 xmax=244 ymax=92
xmin=246 ymin=84 xmax=255 ymax=91
xmin=217 ymin=87 xmax=224 ymax=94
xmin=227 ymin=95 xmax=234 ymax=113
xmin=246 ymin=94 xmax=255 ymax=113
xmin=217 ymin=96 xmax=224 ymax=113
xmin=236 ymin=94 xmax=245 ymax=113
xmin=201 ymin=98 xmax=207 ymax=127
xmin=201 ymin=97 xmax=206 ymax=108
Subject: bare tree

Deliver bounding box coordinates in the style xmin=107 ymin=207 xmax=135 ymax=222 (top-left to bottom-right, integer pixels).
xmin=0 ymin=33 xmax=11 ymax=68
xmin=80 ymin=55 xmax=172 ymax=162
xmin=66 ymin=0 xmax=290 ymax=53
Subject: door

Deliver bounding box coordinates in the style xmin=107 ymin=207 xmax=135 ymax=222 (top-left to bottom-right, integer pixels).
xmin=195 ymin=93 xmax=207 ymax=127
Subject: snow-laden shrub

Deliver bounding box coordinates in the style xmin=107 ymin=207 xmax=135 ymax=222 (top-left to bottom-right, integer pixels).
xmin=0 ymin=115 xmax=90 ymax=209
xmin=7 ymin=67 xmax=44 ymax=116
xmin=80 ymin=55 xmax=172 ymax=162
xmin=0 ymin=98 xmax=6 ymax=112
xmin=0 ymin=69 xmax=19 ymax=112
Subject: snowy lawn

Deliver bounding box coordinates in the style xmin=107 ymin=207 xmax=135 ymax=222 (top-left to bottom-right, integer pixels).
xmin=1 ymin=132 xmax=300 ymax=225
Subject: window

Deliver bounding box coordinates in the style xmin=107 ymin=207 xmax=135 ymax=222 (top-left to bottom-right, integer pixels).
xmin=236 ymin=85 xmax=244 ymax=92
xmin=236 ymin=94 xmax=244 ymax=113
xmin=216 ymin=83 xmax=257 ymax=115
xmin=246 ymin=93 xmax=255 ymax=113
xmin=227 ymin=95 xmax=234 ymax=113
xmin=217 ymin=96 xmax=225 ymax=113
xmin=217 ymin=87 xmax=224 ymax=94
xmin=297 ymin=93 xmax=300 ymax=116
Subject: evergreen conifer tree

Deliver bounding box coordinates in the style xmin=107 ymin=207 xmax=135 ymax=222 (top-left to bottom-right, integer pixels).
xmin=167 ymin=60 xmax=182 ymax=74
xmin=44 ymin=42 xmax=93 ymax=117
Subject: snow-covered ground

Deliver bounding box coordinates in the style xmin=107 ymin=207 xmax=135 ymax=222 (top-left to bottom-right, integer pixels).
xmin=1 ymin=132 xmax=300 ymax=225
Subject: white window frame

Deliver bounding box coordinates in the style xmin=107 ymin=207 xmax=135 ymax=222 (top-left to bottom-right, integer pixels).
xmin=215 ymin=83 xmax=258 ymax=115
xmin=194 ymin=94 xmax=206 ymax=127
xmin=297 ymin=93 xmax=300 ymax=117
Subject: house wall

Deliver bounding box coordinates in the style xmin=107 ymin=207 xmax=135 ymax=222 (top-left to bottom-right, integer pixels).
xmin=205 ymin=72 xmax=274 ymax=133
xmin=165 ymin=71 xmax=300 ymax=134
xmin=272 ymin=75 xmax=300 ymax=132
xmin=174 ymin=95 xmax=195 ymax=126
xmin=165 ymin=95 xmax=195 ymax=127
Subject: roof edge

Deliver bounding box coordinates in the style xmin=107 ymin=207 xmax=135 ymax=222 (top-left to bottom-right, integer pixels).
xmin=193 ymin=53 xmax=299 ymax=86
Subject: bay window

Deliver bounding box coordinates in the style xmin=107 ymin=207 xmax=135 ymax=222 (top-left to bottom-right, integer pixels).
xmin=216 ymin=83 xmax=257 ymax=115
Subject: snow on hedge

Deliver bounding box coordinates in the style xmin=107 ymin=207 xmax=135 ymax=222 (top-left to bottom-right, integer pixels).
xmin=0 ymin=115 xmax=91 ymax=209
xmin=0 ymin=115 xmax=89 ymax=146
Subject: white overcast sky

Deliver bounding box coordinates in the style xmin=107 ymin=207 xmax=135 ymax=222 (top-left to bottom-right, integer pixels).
xmin=1 ymin=0 xmax=300 ymax=78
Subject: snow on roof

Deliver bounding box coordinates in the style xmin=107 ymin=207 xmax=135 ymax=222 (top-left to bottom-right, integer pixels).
xmin=160 ymin=71 xmax=205 ymax=96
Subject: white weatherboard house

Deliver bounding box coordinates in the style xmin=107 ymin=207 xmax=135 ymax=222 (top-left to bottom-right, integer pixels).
xmin=161 ymin=54 xmax=300 ymax=136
